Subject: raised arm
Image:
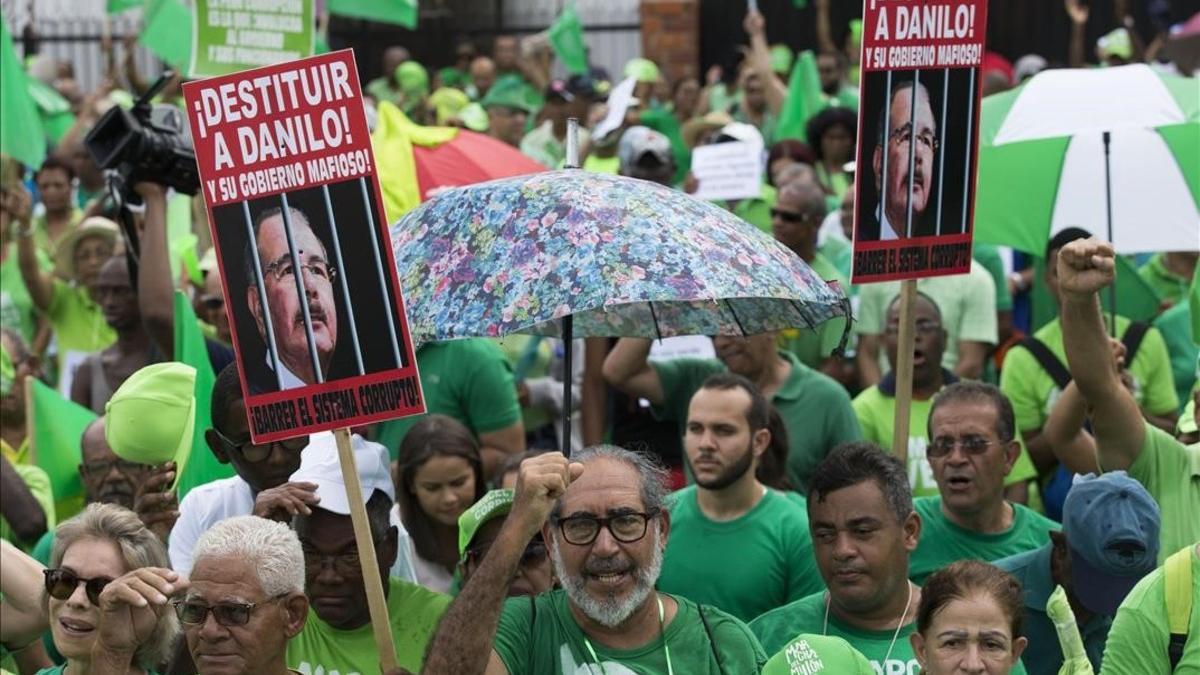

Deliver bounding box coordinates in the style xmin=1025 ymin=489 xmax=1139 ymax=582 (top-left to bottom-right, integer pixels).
xmin=814 ymin=0 xmax=838 ymax=55
xmin=4 ymin=186 xmax=53 ymax=311
xmin=1042 ymin=381 xmax=1101 ymax=475
xmin=601 ymin=338 xmax=664 ymax=406
xmin=133 ymin=183 xmax=175 ymax=357
xmin=422 ymin=453 xmax=583 ymax=675
xmin=0 ymin=456 xmax=48 ymax=545
xmin=743 ymin=9 xmax=787 ymax=115
xmin=0 ymin=539 xmax=47 ymax=649
xmin=1065 ymin=0 xmax=1089 ymax=67
xmin=581 ymin=337 xmax=609 ymax=446
xmin=1057 ymin=239 xmax=1144 ymax=471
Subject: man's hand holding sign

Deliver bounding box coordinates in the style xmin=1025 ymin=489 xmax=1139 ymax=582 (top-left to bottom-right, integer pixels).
xmin=182 ymin=50 xmax=427 ymax=670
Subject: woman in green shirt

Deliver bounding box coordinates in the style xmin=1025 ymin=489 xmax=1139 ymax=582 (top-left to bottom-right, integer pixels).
xmin=911 ymin=560 xmax=1028 ymax=675
xmin=38 ymin=504 xmax=176 ymax=675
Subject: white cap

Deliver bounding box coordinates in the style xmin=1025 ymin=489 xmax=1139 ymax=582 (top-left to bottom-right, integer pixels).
xmin=716 ymin=122 xmax=764 ymax=146
xmin=289 ymin=432 xmax=394 ymax=514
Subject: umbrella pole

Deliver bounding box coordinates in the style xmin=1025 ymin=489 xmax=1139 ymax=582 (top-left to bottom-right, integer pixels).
xmin=562 ymin=315 xmax=574 ymax=458
xmin=1102 ymin=131 xmax=1116 ymax=337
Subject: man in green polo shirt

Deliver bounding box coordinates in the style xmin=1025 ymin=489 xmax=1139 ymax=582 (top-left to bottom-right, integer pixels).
xmin=994 ymin=471 xmax=1160 ymax=675
xmin=1001 ymin=228 xmax=1178 ymax=518
xmin=1138 ymin=251 xmax=1196 ymax=309
xmin=604 ymin=333 xmax=861 ymax=494
xmin=771 ymin=179 xmax=848 ymax=371
xmin=750 ymin=443 xmax=929 ymax=675
xmin=1056 ymin=237 xmax=1200 ymax=561
xmin=659 ymin=373 xmax=823 ymax=622
xmin=1101 ymin=542 xmax=1200 ymax=674
xmin=909 ymin=381 xmax=1060 ymax=584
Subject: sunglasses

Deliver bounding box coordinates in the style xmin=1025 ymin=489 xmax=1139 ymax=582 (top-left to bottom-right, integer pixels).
xmin=211 ymin=429 xmax=307 ymax=463
xmin=44 ymin=568 xmax=113 ymax=606
xmin=770 ymin=208 xmax=808 ymax=224
xmin=172 ymin=598 xmax=276 ymax=627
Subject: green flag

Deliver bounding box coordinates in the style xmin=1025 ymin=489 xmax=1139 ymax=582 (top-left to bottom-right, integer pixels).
xmin=107 ymin=0 xmax=144 ymax=13
xmin=1031 ymin=254 xmax=1164 ymax=333
xmin=775 ymin=50 xmax=824 ymax=143
xmin=28 ymin=378 xmax=95 ymax=521
xmin=173 ymin=290 xmax=233 ymax=500
xmin=140 ymin=0 xmax=193 ymax=69
xmin=328 ymin=0 xmax=417 ymax=29
xmin=27 ymin=77 xmax=75 ymax=144
xmin=0 ymin=19 xmax=47 ymax=168
xmin=549 ymin=5 xmax=588 ymax=75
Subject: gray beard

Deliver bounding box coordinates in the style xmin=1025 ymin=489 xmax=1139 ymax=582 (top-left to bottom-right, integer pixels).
xmin=550 ymin=526 xmax=663 ymax=629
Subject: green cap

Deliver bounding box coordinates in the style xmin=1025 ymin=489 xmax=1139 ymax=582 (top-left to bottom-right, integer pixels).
xmin=438 ymin=67 xmax=468 ymax=89
xmin=762 ymin=634 xmax=875 ymax=675
xmin=455 ymin=102 xmax=490 ymax=132
xmin=458 ymin=489 xmax=514 ymax=558
xmin=396 ymin=61 xmax=430 ymax=99
xmin=770 ymin=44 xmax=794 ymax=75
xmin=105 ymin=362 xmax=196 ymax=473
xmin=429 ymin=87 xmax=471 ymax=126
xmin=623 ymin=57 xmax=660 ymax=83
xmin=480 ymin=80 xmax=537 ymax=114
xmin=1098 ymin=28 xmax=1132 ymax=60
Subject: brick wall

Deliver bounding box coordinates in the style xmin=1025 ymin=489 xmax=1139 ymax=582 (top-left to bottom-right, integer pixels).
xmin=639 ymin=0 xmax=699 ymax=83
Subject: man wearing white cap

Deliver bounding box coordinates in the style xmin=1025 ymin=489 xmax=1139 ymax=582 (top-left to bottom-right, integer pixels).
xmin=285 ymin=433 xmax=450 ymax=674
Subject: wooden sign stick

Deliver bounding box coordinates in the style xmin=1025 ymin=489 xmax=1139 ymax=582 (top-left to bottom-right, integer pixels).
xmin=891 ymin=280 xmax=918 ymax=463
xmin=333 ymin=426 xmax=398 ymax=670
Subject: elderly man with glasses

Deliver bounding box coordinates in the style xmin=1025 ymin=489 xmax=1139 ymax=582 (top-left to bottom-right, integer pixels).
xmin=863 ymin=79 xmax=943 ymax=241
xmin=422 ymin=446 xmax=768 ymax=674
xmin=908 ymin=381 xmax=1060 ymax=584
xmin=169 ymin=364 xmax=312 ymax=575
xmin=88 ymin=515 xmax=309 ymax=675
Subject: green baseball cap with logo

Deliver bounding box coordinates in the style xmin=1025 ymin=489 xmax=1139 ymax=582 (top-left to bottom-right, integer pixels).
xmin=762 ymin=634 xmax=875 ymax=675
xmin=458 ymin=489 xmax=514 ymax=560
xmin=105 ymin=362 xmax=196 ymax=480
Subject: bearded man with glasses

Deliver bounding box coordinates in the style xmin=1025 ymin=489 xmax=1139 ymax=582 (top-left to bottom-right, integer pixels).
xmin=89 ymin=515 xmax=308 ymax=675
xmin=423 ymin=446 xmax=768 ymax=674
xmin=908 ymin=381 xmax=1060 ymax=584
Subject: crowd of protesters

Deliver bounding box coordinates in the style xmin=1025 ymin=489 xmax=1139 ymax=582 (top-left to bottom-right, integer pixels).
xmin=0 ymin=0 xmax=1198 ymax=673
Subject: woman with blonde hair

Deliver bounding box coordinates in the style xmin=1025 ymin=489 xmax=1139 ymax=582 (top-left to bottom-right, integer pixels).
xmin=39 ymin=503 xmax=178 ymax=674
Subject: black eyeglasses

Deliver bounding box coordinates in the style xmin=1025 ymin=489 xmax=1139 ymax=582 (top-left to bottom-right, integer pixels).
xmin=172 ymin=596 xmax=282 ymax=627
xmin=212 ymin=429 xmax=307 ymax=463
xmin=554 ymin=510 xmax=660 ymax=546
xmin=80 ymin=459 xmax=151 ymax=480
xmin=770 ymin=208 xmax=808 ymax=224
xmin=928 ymin=435 xmax=1008 ymax=458
xmin=302 ymin=547 xmax=362 ymax=577
xmin=465 ymin=540 xmax=548 ymax=568
xmin=44 ymin=568 xmax=112 ymax=606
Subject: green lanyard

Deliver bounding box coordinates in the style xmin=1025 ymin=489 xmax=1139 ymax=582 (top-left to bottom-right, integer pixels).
xmin=581 ymin=593 xmax=673 ymax=675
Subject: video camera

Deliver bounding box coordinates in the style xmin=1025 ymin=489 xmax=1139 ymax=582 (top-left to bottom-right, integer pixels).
xmin=84 ymin=71 xmax=199 ymax=200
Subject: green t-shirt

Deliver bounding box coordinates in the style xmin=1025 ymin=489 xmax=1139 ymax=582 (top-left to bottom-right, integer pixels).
xmin=45 ymin=279 xmax=116 ymax=381
xmin=817 ymin=236 xmax=852 ymax=288
xmin=973 ymin=242 xmax=1014 ymax=313
xmin=778 ymin=253 xmax=849 ymax=369
xmin=659 ymin=486 xmax=823 ymax=622
xmin=749 ymin=591 xmax=921 ymax=674
xmin=375 ymin=339 xmax=522 ymax=459
xmin=857 ymin=261 xmax=998 ymax=373
xmin=851 ymin=378 xmax=1038 ymax=498
xmin=1123 ymin=424 xmax=1200 ymax=564
xmin=651 ymin=351 xmax=862 ymax=494
xmin=726 ymin=183 xmax=777 ymax=236
xmin=909 ymin=496 xmax=1059 ymax=584
xmin=286 ymin=577 xmax=450 ymax=674
xmin=1153 ymin=301 xmax=1198 ymax=410
xmin=1100 ymin=544 xmax=1200 ymax=675
xmin=999 ymin=316 xmax=1180 ymax=439
xmin=497 ymin=335 xmax=554 ymax=433
xmin=493 ymin=589 xmax=767 ymax=674
xmin=995 ymin=543 xmax=1111 ymax=675
xmin=1137 ymin=253 xmax=1191 ymax=308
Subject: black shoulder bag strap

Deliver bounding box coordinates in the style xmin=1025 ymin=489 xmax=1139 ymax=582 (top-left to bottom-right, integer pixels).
xmin=1121 ymin=321 xmax=1150 ymax=364
xmin=1018 ymin=337 xmax=1072 ymax=390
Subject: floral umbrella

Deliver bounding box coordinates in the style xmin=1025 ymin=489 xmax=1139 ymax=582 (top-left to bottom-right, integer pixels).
xmin=390 ymin=170 xmax=850 ymax=454
xmin=391 ymin=170 xmax=848 ymax=345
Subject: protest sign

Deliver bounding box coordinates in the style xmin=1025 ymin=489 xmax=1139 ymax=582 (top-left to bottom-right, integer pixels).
xmin=190 ymin=0 xmax=314 ymax=78
xmin=182 ymin=50 xmax=425 ymax=444
xmin=850 ymin=0 xmax=988 ymax=283
xmin=691 ymin=140 xmax=765 ymax=201
xmin=593 ymin=76 xmax=637 ymax=142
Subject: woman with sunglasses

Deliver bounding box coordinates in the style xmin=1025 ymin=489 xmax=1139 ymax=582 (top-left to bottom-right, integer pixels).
xmin=41 ymin=503 xmax=178 ymax=674
xmin=396 ymin=415 xmax=486 ymax=593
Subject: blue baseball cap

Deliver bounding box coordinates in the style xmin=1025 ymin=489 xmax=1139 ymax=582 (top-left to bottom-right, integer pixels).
xmin=1062 ymin=471 xmax=1160 ymax=615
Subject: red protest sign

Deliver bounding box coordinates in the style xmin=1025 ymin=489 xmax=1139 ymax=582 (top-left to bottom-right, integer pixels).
xmin=851 ymin=0 xmax=988 ymax=283
xmin=183 ymin=50 xmax=425 ymax=443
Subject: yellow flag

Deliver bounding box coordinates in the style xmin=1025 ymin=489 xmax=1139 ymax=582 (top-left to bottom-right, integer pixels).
xmin=370 ymin=101 xmax=457 ymax=223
